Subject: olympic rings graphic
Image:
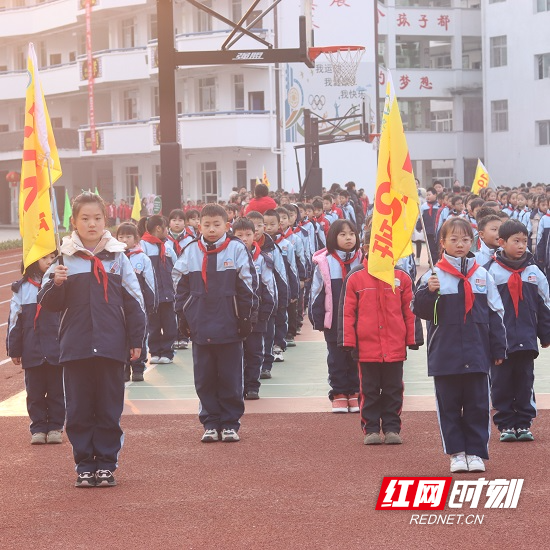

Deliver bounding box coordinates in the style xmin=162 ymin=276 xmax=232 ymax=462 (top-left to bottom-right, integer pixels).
xmin=308 ymin=94 xmax=326 ymax=110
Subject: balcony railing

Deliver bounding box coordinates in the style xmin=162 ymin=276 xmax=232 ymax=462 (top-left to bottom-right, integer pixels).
xmin=0 ymin=128 xmax=79 ymax=153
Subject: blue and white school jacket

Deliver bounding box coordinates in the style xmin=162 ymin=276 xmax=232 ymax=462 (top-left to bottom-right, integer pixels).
xmin=485 ymin=250 xmax=550 ymax=355
xmin=413 ymin=253 xmax=507 ymax=376
xmin=511 ymin=208 xmax=532 ymax=233
xmin=125 ymin=247 xmax=158 ymax=315
xmin=38 ymin=232 xmax=147 ymax=364
xmin=536 ymin=213 xmax=550 ymax=269
xmin=341 ymin=202 xmax=356 ymax=224
xmin=7 ymin=277 xmax=60 ymax=368
xmin=140 ymin=238 xmax=177 ymax=303
xmin=273 ymin=234 xmax=300 ymax=301
xmin=250 ymin=242 xmax=277 ymax=333
xmin=282 ymin=228 xmax=307 ymax=281
xmin=260 ymin=234 xmax=290 ymax=312
xmin=474 ymin=240 xmax=497 ymax=268
xmin=172 ymin=234 xmax=259 ymax=345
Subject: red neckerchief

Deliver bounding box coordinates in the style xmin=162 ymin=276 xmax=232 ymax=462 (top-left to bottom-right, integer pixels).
xmin=282 ymin=227 xmax=293 ymax=240
xmin=76 ymin=252 xmax=109 ymax=303
xmin=257 ymin=234 xmax=266 ymax=248
xmin=330 ymin=249 xmax=360 ymax=279
xmin=331 ymin=204 xmax=343 ymax=219
xmin=166 ymin=234 xmax=183 ymax=256
xmin=141 ymin=232 xmax=167 ymax=264
xmin=27 ymin=278 xmax=42 ymax=329
xmin=495 ymin=257 xmax=526 ymax=317
xmin=436 ymin=256 xmax=479 ymax=321
xmin=125 ymin=248 xmax=144 ymax=258
xmin=251 ymin=242 xmax=262 ymax=262
xmin=477 ymin=238 xmax=482 ymax=250
xmin=274 ymin=233 xmax=286 ymax=245
xmin=197 ymin=237 xmax=231 ymax=292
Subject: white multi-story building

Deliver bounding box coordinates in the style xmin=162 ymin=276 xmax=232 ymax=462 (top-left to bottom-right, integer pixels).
xmin=482 ymin=0 xmax=550 ymax=186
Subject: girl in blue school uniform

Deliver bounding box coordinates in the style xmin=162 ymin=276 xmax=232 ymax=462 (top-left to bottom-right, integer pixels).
xmin=38 ymin=192 xmax=146 ymax=488
xmin=413 ymin=217 xmax=507 ymax=474
xmin=7 ymin=252 xmax=64 ymax=445
xmin=138 ymin=215 xmax=178 ymax=364
xmin=116 ymin=222 xmax=157 ymax=382
xmin=309 ymin=219 xmax=362 ymax=413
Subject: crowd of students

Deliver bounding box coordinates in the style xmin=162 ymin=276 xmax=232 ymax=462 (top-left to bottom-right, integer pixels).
xmin=6 ymin=177 xmax=550 ymax=487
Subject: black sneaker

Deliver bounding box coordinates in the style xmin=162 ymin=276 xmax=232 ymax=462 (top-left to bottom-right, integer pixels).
xmin=75 ymin=472 xmax=97 ymax=488
xmin=95 ymin=469 xmax=117 ymax=487
xmin=245 ymin=390 xmax=260 ymax=400
xmin=131 ymin=372 xmax=144 ymax=382
xmin=260 ymin=370 xmax=272 ymax=379
xmin=516 ymin=428 xmax=534 ymax=442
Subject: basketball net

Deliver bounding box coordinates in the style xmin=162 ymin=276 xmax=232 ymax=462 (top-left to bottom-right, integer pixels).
xmin=324 ymin=48 xmax=365 ymax=87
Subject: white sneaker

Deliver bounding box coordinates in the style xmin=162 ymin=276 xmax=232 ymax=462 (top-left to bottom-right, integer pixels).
xmin=221 ymin=429 xmax=240 ymax=442
xmin=201 ymin=429 xmax=219 ymax=443
xmin=157 ymin=357 xmax=173 ymax=364
xmin=273 ymin=351 xmax=284 ymax=362
xmin=450 ymin=452 xmax=468 ymax=473
xmin=466 ymin=455 xmax=486 ymax=472
xmin=149 ymin=356 xmax=160 ymax=364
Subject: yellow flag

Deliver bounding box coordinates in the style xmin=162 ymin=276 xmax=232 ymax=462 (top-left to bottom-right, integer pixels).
xmin=19 ymin=43 xmax=62 ymax=270
xmin=368 ymin=71 xmax=419 ymax=289
xmin=471 ymin=159 xmax=490 ymax=194
xmin=262 ymin=166 xmax=270 ymax=187
xmin=131 ymin=187 xmax=142 ymax=221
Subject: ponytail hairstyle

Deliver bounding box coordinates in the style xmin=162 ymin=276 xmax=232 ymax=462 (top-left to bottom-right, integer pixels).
xmin=71 ymin=192 xmax=107 ymax=223
xmin=116 ymin=222 xmax=140 ymax=240
xmin=137 ymin=214 xmax=167 ymax=237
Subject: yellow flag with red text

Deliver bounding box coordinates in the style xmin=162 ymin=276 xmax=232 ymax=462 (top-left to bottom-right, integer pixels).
xmin=368 ymin=71 xmax=419 ymax=289
xmin=19 ymin=43 xmax=62 ymax=270
xmin=262 ymin=166 xmax=270 ymax=187
xmin=471 ymin=159 xmax=490 ymax=194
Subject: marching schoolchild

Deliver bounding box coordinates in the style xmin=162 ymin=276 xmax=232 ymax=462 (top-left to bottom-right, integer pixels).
xmin=434 ymin=192 xmax=450 ymax=236
xmin=264 ymin=209 xmax=299 ymax=360
xmin=485 ymin=219 xmax=550 ymax=442
xmin=185 ymin=208 xmax=201 ymax=239
xmin=277 ymin=206 xmax=306 ymax=347
xmin=474 ymin=214 xmax=502 ymax=266
xmin=173 ymin=204 xmax=259 ymax=442
xmin=309 ymin=220 xmax=362 ymax=413
xmin=233 ymin=218 xmax=276 ymax=399
xmin=312 ymin=198 xmax=330 ymax=248
xmin=413 ymin=217 xmax=507 ymax=473
xmin=502 ymin=191 xmax=517 ymax=217
xmin=337 ymin=189 xmax=356 ymax=224
xmin=224 ymin=204 xmax=239 ymax=229
xmin=419 ymin=187 xmax=440 ymax=263
xmin=512 ymin=192 xmax=532 ymax=235
xmin=117 ymin=222 xmax=157 ymax=381
xmin=531 ymin=194 xmax=548 ymax=253
xmin=139 ymin=215 xmax=178 ymax=364
xmin=38 ymin=192 xmax=146 ymax=487
xmin=7 ymin=252 xmax=64 ymax=445
xmin=323 ymin=194 xmax=343 ymax=224
xmin=247 ymin=210 xmax=289 ymax=373
xmin=166 ymin=209 xmax=196 ymax=350
xmin=339 ymin=227 xmax=421 ymax=443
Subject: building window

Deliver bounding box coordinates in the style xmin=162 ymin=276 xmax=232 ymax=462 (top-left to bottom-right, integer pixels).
xmin=398 ymin=99 xmax=453 ymax=132
xmin=489 ymin=0 xmax=505 ymax=3
xmin=462 ymin=36 xmax=482 ymax=69
xmin=490 ymin=36 xmax=507 ymax=68
xmin=152 ymin=86 xmax=160 ymax=117
xmin=198 ymin=77 xmax=216 ymax=112
xmin=463 ymin=158 xmax=478 ymax=187
xmin=249 ymin=91 xmax=265 ymax=111
xmin=395 ymin=38 xmax=451 ymax=70
xmin=49 ymin=53 xmax=62 ymax=66
xmin=123 ymin=89 xmax=139 ymax=120
xmin=201 ymin=162 xmax=218 ymax=202
xmin=236 ymin=160 xmax=247 ymax=189
xmin=51 ymin=117 xmax=63 ymax=129
xmin=125 ymin=166 xmax=140 ymax=202
xmin=431 ymin=160 xmax=454 ymax=189
xmin=197 ymin=0 xmax=213 ymax=33
xmin=232 ymin=0 xmax=242 ymax=22
xmin=233 ymin=75 xmax=244 ymax=110
xmin=122 ymin=18 xmax=136 ymax=48
xmin=536 ymin=53 xmax=550 ymax=79
xmin=537 ymin=121 xmax=550 ymax=146
xmin=430 ymin=108 xmax=453 ymax=132
xmin=150 ymin=13 xmax=158 ymax=41
xmin=536 ymin=0 xmax=550 ymax=12
xmin=396 ymin=1 xmax=451 ymax=6
xmin=463 ymin=97 xmax=483 ymax=132
xmin=491 ymin=100 xmax=508 ymax=132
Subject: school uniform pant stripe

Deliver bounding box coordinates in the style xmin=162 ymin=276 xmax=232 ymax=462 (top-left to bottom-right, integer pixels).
xmin=24 ymin=364 xmax=65 ymax=434
xmin=434 ymin=372 xmax=490 ymax=459
xmin=63 ymin=358 xmax=125 ymax=473
xmin=491 ymin=350 xmax=537 ymax=431
xmin=193 ymin=341 xmax=244 ymax=431
xmin=358 ymin=361 xmax=403 ymax=435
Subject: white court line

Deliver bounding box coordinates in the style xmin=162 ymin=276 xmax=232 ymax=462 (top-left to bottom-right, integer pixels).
xmin=0 ymin=253 xmax=23 ymax=261
xmin=129 ymin=383 xmax=329 ymax=388
xmin=0 ymin=283 xmax=14 ymax=289
xmin=0 ymin=299 xmax=11 ymax=305
xmin=0 ymin=322 xmax=7 ymax=327
xmin=0 ymin=269 xmax=19 ymax=276
xmin=0 ymin=358 xmax=12 ymax=366
xmin=0 ymin=260 xmax=20 ymax=268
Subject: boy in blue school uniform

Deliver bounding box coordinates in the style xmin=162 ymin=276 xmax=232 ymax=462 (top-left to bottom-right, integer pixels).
xmin=337 ymin=189 xmax=356 ymax=224
xmin=233 ymin=218 xmax=276 ymax=399
xmin=247 ymin=210 xmax=290 ymax=374
xmin=173 ymin=204 xmax=259 ymax=442
xmin=419 ymin=187 xmax=440 ymax=262
xmin=485 ymin=220 xmax=550 ymax=442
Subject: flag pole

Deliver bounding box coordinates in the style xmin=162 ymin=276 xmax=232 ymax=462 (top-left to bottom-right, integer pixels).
xmin=46 ymin=160 xmax=64 ymax=265
xmin=418 ymin=211 xmax=436 ymax=275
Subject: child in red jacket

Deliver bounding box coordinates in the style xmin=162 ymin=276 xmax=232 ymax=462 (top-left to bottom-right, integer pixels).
xmin=338 ymin=228 xmax=422 ymax=445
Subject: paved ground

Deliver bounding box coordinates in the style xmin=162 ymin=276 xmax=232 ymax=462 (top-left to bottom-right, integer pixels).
xmin=1 ymin=245 xmax=549 ymax=549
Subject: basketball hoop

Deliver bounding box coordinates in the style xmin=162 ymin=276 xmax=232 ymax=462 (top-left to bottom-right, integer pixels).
xmin=309 ymin=46 xmax=365 ymax=86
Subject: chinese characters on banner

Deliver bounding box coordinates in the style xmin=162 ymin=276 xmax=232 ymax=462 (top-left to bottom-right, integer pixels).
xmin=379 ymin=72 xmax=434 ymax=91
xmin=397 ymin=13 xmax=451 ymax=31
